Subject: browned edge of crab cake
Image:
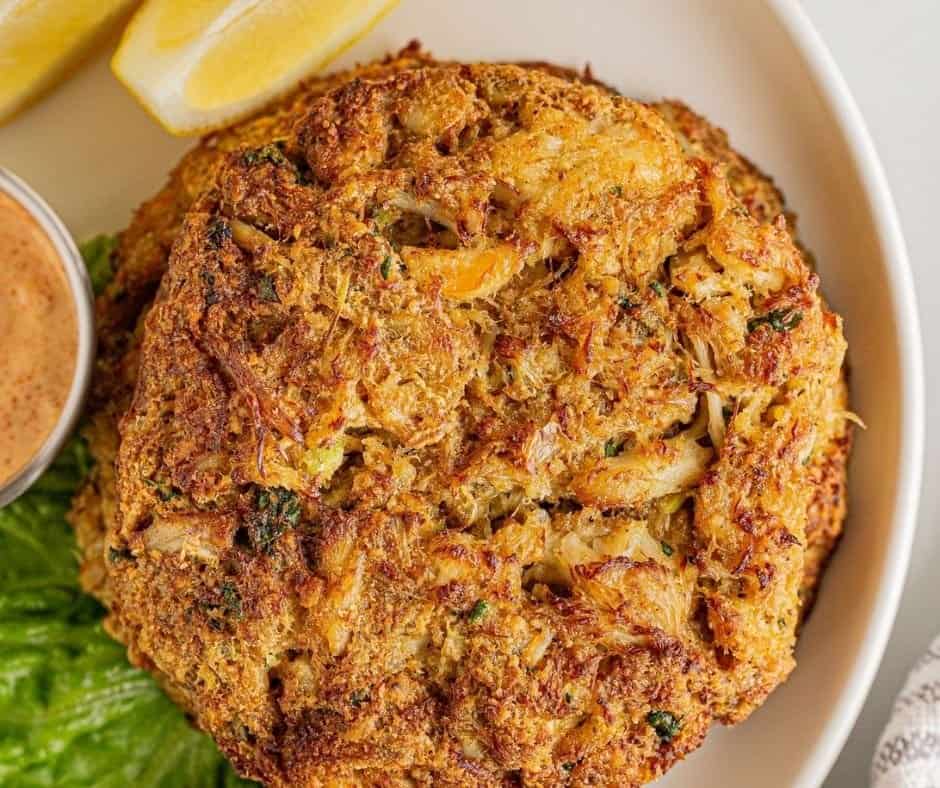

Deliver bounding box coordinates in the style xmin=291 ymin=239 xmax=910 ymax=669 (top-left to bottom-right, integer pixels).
xmin=83 ymin=59 xmax=848 ymax=786
xmin=71 ymin=51 xmax=850 ymax=627
xmin=69 ymin=42 xmax=437 ymax=600
xmin=646 ymin=99 xmax=852 ymax=623
xmin=505 ymin=69 xmax=852 ymax=618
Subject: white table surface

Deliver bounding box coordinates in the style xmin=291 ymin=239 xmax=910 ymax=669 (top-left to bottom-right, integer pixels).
xmin=801 ymin=1 xmax=939 ymax=785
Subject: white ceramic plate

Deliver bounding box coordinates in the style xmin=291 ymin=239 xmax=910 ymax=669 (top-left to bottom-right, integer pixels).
xmin=0 ymin=1 xmax=923 ymax=785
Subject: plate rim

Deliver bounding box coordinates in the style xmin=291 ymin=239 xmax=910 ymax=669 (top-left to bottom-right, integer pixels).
xmin=768 ymin=1 xmax=925 ymax=785
xmin=0 ymin=2 xmax=924 ymax=784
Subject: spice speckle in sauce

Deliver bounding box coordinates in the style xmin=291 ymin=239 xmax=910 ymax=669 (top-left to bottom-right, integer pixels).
xmin=0 ymin=191 xmax=77 ymax=486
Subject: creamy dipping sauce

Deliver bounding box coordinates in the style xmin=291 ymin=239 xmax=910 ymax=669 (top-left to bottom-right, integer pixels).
xmin=0 ymin=191 xmax=77 ymax=486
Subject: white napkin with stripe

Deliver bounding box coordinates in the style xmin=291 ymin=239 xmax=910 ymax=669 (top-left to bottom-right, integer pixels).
xmin=872 ymin=634 xmax=940 ymax=788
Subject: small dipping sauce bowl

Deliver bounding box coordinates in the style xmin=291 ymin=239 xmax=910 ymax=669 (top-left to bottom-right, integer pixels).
xmin=0 ymin=169 xmax=94 ymax=507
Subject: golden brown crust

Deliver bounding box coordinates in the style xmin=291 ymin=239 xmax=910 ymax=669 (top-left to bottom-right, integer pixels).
xmin=70 ymin=44 xmax=437 ymax=596
xmin=70 ymin=51 xmax=850 ymax=787
xmin=800 ymin=391 xmax=852 ymax=618
xmin=643 ymin=100 xmax=852 ymax=619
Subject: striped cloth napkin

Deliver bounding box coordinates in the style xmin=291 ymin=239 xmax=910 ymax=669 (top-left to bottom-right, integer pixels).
xmin=872 ymin=634 xmax=940 ymax=788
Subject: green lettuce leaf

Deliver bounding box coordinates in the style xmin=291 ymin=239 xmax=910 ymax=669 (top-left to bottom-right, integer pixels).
xmin=0 ymin=238 xmax=256 ymax=787
xmin=80 ymin=234 xmax=119 ymax=296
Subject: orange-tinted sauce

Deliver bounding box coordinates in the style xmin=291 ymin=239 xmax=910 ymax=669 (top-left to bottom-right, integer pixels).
xmin=0 ymin=191 xmax=77 ymax=486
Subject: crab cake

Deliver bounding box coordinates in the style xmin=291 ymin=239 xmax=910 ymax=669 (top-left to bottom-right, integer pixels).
xmin=71 ymin=54 xmax=851 ymax=787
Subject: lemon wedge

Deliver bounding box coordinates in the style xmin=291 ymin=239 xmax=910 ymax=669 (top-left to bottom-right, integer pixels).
xmin=0 ymin=0 xmax=135 ymax=124
xmin=112 ymin=0 xmax=398 ymax=135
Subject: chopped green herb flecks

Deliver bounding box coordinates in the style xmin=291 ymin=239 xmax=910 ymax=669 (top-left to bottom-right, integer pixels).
xmin=468 ymin=599 xmax=489 ymax=623
xmin=257 ymin=273 xmax=279 ymax=302
xmin=380 ymin=256 xmax=393 ymax=279
xmin=609 ymin=184 xmax=623 ymax=197
xmin=200 ymin=582 xmax=243 ymax=632
xmin=349 ymin=689 xmax=370 ymax=707
xmin=144 ymin=477 xmax=177 ymax=501
xmin=604 ymin=439 xmax=623 ymax=458
xmin=243 ymin=143 xmax=289 ymax=168
xmin=249 ymin=486 xmax=301 ymax=553
xmin=562 ymin=762 xmax=575 ymax=772
xmin=256 ymin=487 xmax=301 ymax=525
xmin=201 ymin=269 xmax=220 ymax=306
xmin=108 ymin=545 xmax=134 ymax=563
xmin=647 ymin=710 xmax=682 ymax=742
xmin=373 ymin=208 xmax=394 ymax=228
xmin=206 ymin=218 xmax=232 ymax=250
xmin=660 ymin=541 xmax=674 ymax=557
xmin=649 ymin=281 xmax=666 ymax=297
xmin=220 ymin=582 xmax=243 ymax=619
xmin=617 ymin=295 xmax=637 ymax=310
xmin=747 ymin=309 xmax=803 ymax=334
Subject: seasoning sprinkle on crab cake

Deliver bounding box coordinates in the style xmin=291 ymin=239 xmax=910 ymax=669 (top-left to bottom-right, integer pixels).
xmin=69 ymin=46 xmax=852 ymax=787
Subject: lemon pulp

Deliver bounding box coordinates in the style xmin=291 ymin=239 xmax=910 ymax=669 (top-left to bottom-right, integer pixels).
xmin=113 ymin=0 xmax=399 ymax=134
xmin=0 ymin=0 xmax=134 ymax=123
